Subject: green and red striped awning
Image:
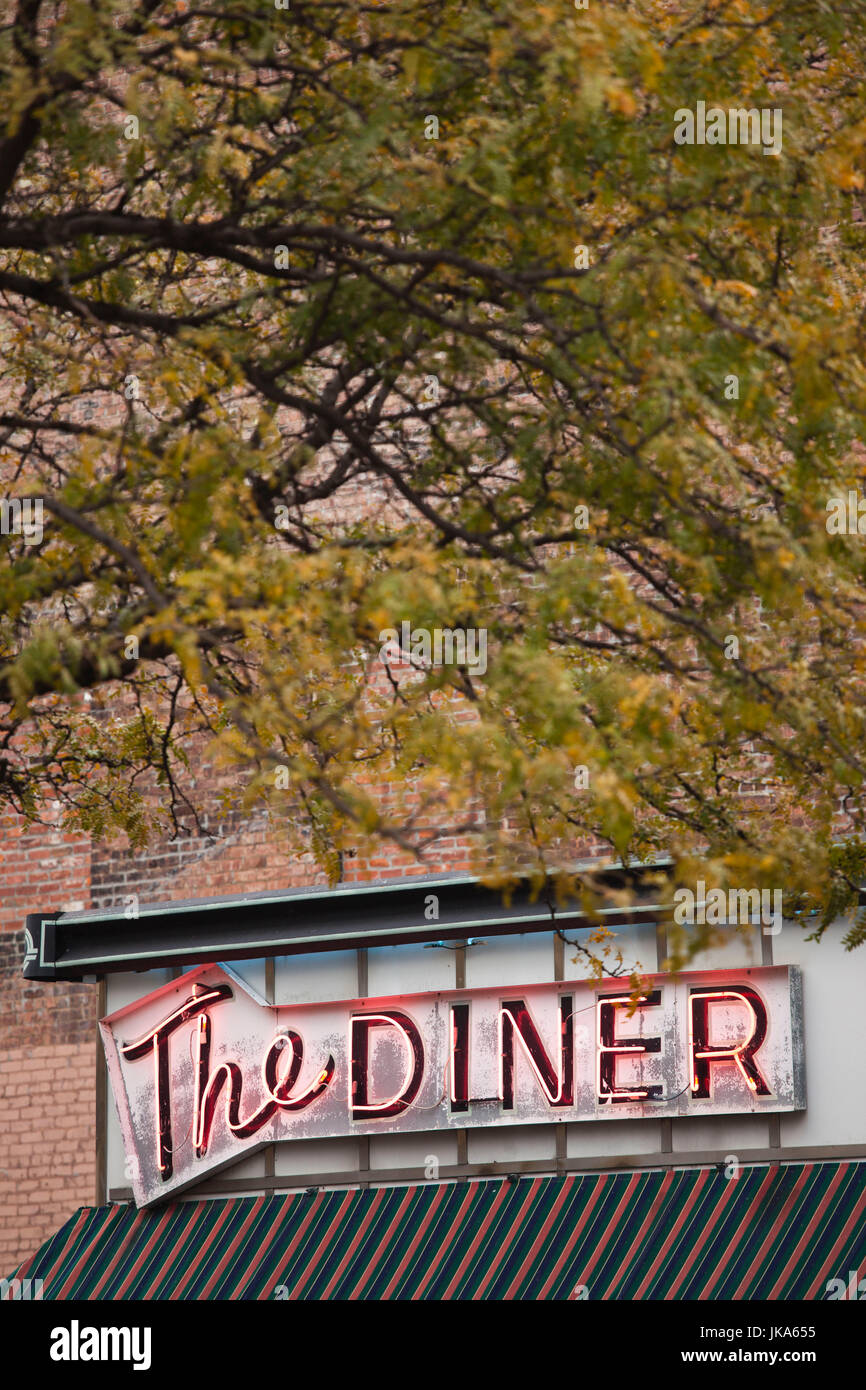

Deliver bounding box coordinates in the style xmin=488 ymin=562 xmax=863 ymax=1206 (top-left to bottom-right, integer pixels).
xmin=9 ymin=1161 xmax=866 ymax=1300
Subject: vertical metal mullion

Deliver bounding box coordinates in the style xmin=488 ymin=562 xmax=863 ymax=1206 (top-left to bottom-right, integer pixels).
xmin=265 ymin=957 xmax=276 ymax=1180
xmin=357 ymin=948 xmax=370 ymax=1182
xmin=554 ymin=929 xmax=567 ymax=1174
xmin=95 ymin=979 xmax=107 ymax=1206
xmin=456 ymin=943 xmax=468 ymax=1169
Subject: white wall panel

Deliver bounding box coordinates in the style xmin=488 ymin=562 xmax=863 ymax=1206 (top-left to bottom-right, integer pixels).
xmin=367 ymin=942 xmax=454 ymax=996
xmin=469 ymin=1125 xmax=556 ymax=1163
xmin=562 ymin=921 xmax=659 ymax=977
xmin=777 ymin=915 xmax=866 ymax=1148
xmin=677 ymin=922 xmax=763 ymax=972
xmin=275 ymin=950 xmax=357 ymax=1006
xmin=219 ymin=1150 xmax=266 ymax=1178
xmin=105 ymin=968 xmax=174 ymax=1014
xmin=274 ymin=1137 xmax=359 ymax=1177
xmin=226 ymin=956 xmax=267 ymax=998
xmin=567 ymin=1119 xmax=662 ymax=1158
xmin=671 ymin=1114 xmax=770 ymax=1153
xmin=466 ymin=931 xmax=555 ymax=988
xmin=369 ymin=1131 xmax=458 ymax=1171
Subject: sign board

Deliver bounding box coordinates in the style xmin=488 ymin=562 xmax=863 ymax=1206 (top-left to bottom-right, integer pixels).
xmin=101 ymin=963 xmax=805 ymax=1207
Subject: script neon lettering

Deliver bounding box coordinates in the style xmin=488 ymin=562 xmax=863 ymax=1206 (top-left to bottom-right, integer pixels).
xmin=121 ymin=984 xmax=334 ymax=1179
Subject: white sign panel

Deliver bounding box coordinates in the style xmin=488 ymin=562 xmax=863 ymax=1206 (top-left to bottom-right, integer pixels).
xmin=100 ymin=963 xmax=804 ymax=1207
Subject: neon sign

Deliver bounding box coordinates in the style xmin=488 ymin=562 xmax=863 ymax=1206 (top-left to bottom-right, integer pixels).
xmin=101 ymin=964 xmax=804 ymax=1208
xmin=597 ymin=991 xmax=663 ymax=1104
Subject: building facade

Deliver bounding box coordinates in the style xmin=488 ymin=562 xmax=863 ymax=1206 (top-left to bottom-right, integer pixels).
xmin=5 ymin=843 xmax=866 ymax=1300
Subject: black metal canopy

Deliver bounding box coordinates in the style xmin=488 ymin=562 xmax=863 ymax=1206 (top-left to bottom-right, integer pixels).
xmin=23 ymin=862 xmax=670 ymax=981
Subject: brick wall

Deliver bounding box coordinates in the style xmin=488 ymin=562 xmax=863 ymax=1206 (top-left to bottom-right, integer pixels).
xmin=0 ymin=811 xmax=95 ymax=1270
xmin=0 ymin=1042 xmax=95 ymax=1273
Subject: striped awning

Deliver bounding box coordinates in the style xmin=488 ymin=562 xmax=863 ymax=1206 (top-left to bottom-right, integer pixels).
xmin=9 ymin=1161 xmax=866 ymax=1300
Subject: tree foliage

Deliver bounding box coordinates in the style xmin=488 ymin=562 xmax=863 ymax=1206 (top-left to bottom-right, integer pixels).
xmin=2 ymin=0 xmax=866 ymax=945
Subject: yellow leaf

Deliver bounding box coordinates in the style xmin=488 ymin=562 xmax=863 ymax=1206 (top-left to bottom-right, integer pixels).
xmin=714 ymin=280 xmax=759 ymax=298
xmin=606 ymin=86 xmax=637 ymax=118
